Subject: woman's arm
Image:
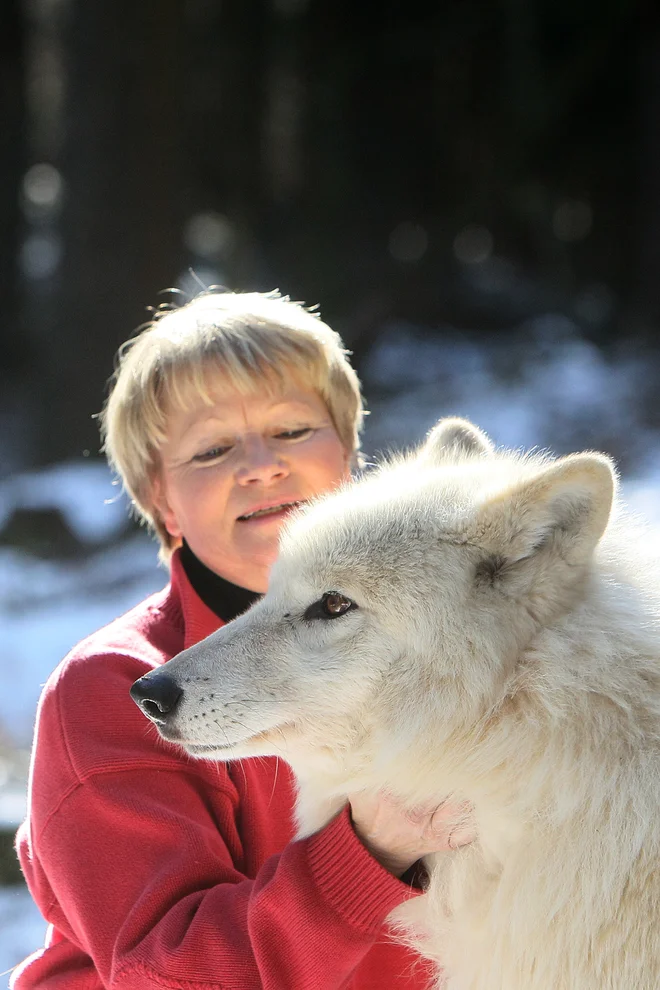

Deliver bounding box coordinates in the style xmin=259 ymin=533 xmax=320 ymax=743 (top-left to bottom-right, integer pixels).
xmin=16 ymin=650 xmax=420 ymax=990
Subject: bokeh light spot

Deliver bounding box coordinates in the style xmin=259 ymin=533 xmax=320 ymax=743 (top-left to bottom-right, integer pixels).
xmin=453 ymin=224 xmax=493 ymax=264
xmin=19 ymin=232 xmax=62 ymax=280
xmin=21 ymin=163 xmax=64 ymax=217
xmin=552 ymin=199 xmax=592 ymax=242
xmin=183 ymin=211 xmax=235 ymax=259
xmin=388 ymin=222 xmax=428 ymax=263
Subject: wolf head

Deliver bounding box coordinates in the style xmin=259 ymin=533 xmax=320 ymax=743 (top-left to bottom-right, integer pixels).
xmin=134 ymin=418 xmax=617 ymax=807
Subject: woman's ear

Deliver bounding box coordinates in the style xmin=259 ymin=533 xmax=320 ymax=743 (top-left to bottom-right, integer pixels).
xmin=150 ymin=472 xmax=183 ymax=540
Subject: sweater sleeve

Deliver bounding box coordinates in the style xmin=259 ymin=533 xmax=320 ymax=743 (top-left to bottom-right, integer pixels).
xmin=16 ymin=648 xmax=419 ymax=990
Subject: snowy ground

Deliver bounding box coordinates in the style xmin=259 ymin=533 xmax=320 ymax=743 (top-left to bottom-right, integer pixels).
xmin=0 ymin=889 xmax=48 ymax=986
xmin=2 ymin=319 xmax=660 ymax=983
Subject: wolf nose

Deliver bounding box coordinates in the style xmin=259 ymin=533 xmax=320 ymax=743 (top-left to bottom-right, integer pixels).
xmin=130 ymin=671 xmax=183 ymax=723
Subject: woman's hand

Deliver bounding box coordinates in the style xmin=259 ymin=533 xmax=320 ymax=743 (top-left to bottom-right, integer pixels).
xmin=349 ymin=790 xmax=475 ymax=878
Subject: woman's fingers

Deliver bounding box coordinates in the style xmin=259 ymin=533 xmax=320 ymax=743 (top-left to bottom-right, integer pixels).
xmin=350 ymin=790 xmax=476 ymax=876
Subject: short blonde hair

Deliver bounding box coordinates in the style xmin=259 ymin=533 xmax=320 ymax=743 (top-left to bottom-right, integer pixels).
xmin=100 ymin=289 xmax=365 ymax=555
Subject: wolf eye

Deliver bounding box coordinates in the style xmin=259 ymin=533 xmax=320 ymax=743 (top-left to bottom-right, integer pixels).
xmin=304 ymin=592 xmax=357 ymax=621
xmin=323 ymin=592 xmax=353 ymax=615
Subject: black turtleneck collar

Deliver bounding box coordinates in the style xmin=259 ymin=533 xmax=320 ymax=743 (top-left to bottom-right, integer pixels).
xmin=179 ymin=540 xmax=262 ymax=623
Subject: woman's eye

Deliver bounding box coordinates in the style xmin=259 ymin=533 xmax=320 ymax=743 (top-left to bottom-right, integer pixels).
xmin=191 ymin=428 xmax=312 ymax=462
xmin=193 ymin=445 xmax=232 ymax=463
xmin=275 ymin=427 xmax=313 ymax=441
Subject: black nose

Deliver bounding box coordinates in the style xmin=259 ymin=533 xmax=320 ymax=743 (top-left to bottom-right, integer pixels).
xmin=130 ymin=671 xmax=183 ymax=723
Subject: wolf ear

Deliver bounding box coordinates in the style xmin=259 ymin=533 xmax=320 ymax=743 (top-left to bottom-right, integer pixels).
xmin=421 ymin=417 xmax=493 ymax=465
xmin=481 ymin=453 xmax=616 ymax=571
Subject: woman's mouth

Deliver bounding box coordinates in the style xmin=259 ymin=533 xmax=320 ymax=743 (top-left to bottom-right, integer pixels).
xmin=237 ymin=501 xmax=303 ymax=522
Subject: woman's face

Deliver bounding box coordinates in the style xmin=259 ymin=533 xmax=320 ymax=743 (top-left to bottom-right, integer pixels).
xmin=153 ymin=378 xmax=351 ymax=592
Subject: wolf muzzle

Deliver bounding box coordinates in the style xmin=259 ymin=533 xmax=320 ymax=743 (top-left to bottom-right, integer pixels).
xmin=130 ymin=671 xmax=183 ymax=726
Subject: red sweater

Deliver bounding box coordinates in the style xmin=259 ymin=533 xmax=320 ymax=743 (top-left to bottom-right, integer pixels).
xmin=13 ymin=551 xmax=433 ymax=989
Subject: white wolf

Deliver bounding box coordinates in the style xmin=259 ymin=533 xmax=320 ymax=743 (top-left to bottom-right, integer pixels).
xmin=146 ymin=417 xmax=660 ymax=989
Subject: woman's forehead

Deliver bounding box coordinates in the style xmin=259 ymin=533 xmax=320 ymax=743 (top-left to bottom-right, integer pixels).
xmin=163 ymin=372 xmax=329 ymax=439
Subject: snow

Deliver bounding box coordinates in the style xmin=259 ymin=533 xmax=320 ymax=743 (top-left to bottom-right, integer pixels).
xmin=0 ymin=460 xmax=129 ymax=544
xmin=2 ymin=320 xmax=660 ymax=983
xmin=362 ymin=318 xmax=654 ymax=467
xmin=0 ymin=538 xmax=166 ymax=749
xmin=0 ymin=889 xmax=46 ymax=988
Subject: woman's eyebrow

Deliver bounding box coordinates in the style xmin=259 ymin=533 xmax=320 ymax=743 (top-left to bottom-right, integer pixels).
xmin=177 ymin=416 xmax=237 ymax=444
xmin=177 ymin=400 xmax=324 ymax=442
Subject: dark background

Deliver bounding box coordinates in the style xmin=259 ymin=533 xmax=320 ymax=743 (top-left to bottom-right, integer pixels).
xmin=2 ymin=0 xmax=660 ymax=475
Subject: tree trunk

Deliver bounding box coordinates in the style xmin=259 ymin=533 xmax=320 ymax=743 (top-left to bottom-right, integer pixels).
xmin=36 ymin=0 xmax=184 ymax=463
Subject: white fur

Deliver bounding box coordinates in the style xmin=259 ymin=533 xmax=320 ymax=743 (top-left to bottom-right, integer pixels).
xmin=162 ymin=417 xmax=660 ymax=989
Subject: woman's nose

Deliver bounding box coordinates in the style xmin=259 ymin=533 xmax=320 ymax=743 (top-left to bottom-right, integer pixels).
xmin=235 ymin=437 xmax=290 ymax=486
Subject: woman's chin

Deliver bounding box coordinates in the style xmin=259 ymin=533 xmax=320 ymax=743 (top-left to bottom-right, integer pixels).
xmin=227 ymin=541 xmax=280 ymax=587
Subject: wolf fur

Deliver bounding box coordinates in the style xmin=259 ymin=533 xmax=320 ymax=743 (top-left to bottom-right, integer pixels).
xmin=157 ymin=417 xmax=660 ymax=989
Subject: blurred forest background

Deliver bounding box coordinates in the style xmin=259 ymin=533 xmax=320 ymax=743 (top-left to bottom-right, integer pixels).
xmin=3 ymin=0 xmax=660 ymax=973
xmin=2 ymin=0 xmax=660 ymax=472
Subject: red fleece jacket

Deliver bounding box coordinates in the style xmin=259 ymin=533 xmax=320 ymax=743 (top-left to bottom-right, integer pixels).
xmin=12 ymin=550 xmax=433 ymax=989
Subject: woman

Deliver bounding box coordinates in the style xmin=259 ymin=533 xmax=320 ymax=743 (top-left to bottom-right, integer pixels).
xmin=13 ymin=290 xmax=469 ymax=989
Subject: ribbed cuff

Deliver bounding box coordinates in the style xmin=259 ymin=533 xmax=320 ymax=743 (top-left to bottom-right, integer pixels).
xmin=304 ymin=806 xmax=422 ymax=935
